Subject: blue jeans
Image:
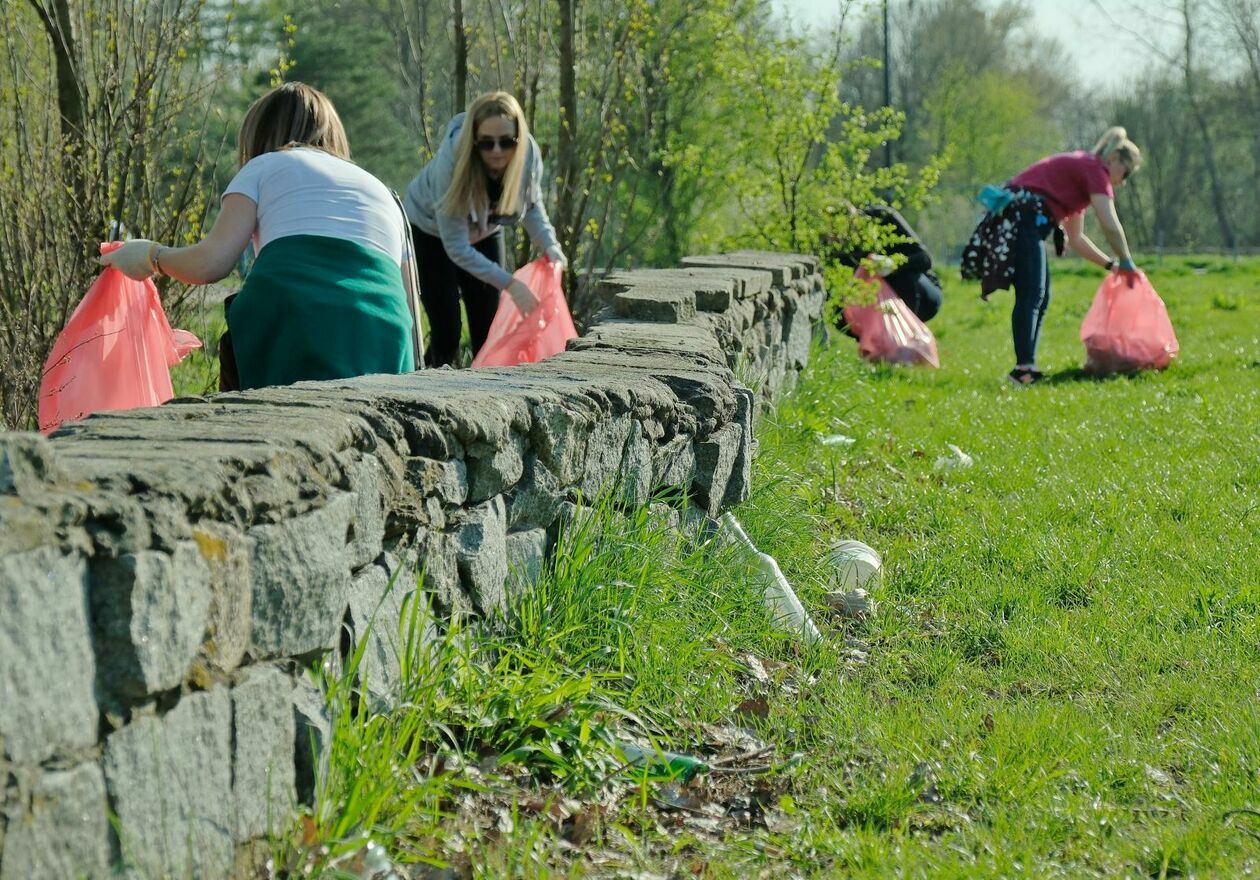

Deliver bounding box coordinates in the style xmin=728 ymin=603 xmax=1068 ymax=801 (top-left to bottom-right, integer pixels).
xmin=1011 ymin=212 xmax=1052 ymax=365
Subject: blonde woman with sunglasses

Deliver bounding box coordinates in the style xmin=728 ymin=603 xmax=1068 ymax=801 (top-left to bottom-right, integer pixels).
xmin=962 ymin=127 xmax=1142 ymax=385
xmin=403 ymin=91 xmax=566 ymax=367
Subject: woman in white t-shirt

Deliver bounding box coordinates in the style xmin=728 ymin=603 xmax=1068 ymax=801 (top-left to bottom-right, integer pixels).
xmin=101 ymin=82 xmax=418 ymax=389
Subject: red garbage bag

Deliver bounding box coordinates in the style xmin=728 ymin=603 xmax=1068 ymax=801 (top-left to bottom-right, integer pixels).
xmin=842 ymin=274 xmax=940 ymax=368
xmin=38 ymin=242 xmax=202 ymax=434
xmin=1080 ymin=271 xmax=1179 ymax=374
xmin=471 ymin=258 xmax=576 ymax=368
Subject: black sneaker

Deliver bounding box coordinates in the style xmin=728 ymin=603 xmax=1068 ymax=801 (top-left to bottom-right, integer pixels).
xmin=1006 ymin=368 xmax=1044 ymax=386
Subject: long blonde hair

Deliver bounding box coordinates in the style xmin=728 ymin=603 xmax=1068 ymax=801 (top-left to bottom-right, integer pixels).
xmin=1093 ymin=126 xmax=1142 ymax=173
xmin=237 ymin=82 xmax=351 ymax=166
xmin=440 ymin=91 xmax=530 ymax=220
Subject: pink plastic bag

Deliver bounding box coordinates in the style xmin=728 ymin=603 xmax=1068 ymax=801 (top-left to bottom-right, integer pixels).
xmin=842 ymin=274 xmax=940 ymax=368
xmin=471 ymin=258 xmax=576 ymax=368
xmin=1080 ymin=271 xmax=1179 ymax=374
xmin=38 ymin=242 xmax=202 ymax=434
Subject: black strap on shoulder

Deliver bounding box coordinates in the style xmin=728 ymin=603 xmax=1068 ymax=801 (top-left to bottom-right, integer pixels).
xmin=392 ymin=191 xmax=425 ymax=368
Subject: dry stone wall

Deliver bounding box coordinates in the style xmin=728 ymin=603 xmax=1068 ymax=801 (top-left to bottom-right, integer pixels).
xmin=0 ymin=251 xmax=823 ymax=879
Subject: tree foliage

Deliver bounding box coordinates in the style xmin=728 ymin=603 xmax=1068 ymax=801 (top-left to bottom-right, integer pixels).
xmin=1096 ymin=0 xmax=1260 ymax=252
xmin=839 ymin=0 xmax=1260 ymax=256
xmin=0 ymin=0 xmax=240 ymax=429
xmin=0 ymin=0 xmax=938 ymax=428
xmin=266 ymin=0 xmax=933 ymax=316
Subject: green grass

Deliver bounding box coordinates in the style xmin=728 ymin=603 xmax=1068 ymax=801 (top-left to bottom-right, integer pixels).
xmin=280 ymin=256 xmax=1260 ymax=878
xmin=729 ymin=256 xmax=1260 ymax=876
xmin=170 ymin=293 xmax=228 ymax=398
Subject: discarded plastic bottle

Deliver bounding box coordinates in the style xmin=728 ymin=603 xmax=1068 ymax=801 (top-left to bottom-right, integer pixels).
xmin=719 ymin=513 xmax=823 ymax=645
xmin=828 ymin=540 xmax=882 ymax=591
xmin=617 ymin=741 xmax=708 ymax=781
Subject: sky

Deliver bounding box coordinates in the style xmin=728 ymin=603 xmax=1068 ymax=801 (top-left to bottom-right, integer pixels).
xmin=772 ymin=0 xmax=1120 ymax=87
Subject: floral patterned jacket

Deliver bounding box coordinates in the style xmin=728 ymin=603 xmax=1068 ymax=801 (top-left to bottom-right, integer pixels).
xmin=961 ymin=188 xmax=1064 ymax=298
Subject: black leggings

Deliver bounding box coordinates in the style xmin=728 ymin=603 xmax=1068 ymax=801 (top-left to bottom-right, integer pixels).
xmin=412 ymin=225 xmax=504 ymax=367
xmin=896 ymin=274 xmax=943 ymax=323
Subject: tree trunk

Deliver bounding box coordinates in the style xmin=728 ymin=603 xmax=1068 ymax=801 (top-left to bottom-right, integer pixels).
xmin=1182 ymin=1 xmax=1236 ymax=251
xmin=1218 ymin=0 xmax=1260 ymax=242
xmin=391 ymin=0 xmax=435 ymax=154
xmin=556 ymin=0 xmax=578 ymax=254
xmin=453 ymin=0 xmax=467 ymax=112
xmin=29 ymin=0 xmax=82 ymax=139
xmin=29 ymin=0 xmax=90 ymax=241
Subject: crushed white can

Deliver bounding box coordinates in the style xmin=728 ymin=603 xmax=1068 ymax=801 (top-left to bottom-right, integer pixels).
xmin=828 ymin=539 xmax=883 ymax=591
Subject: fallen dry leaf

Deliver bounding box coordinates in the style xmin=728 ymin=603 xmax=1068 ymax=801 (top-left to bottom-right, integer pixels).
xmin=698 ymin=723 xmax=767 ymax=754
xmin=562 ymin=804 xmax=602 ymax=845
xmin=736 ymin=696 xmax=770 ymax=720
xmin=823 ymin=587 xmax=875 ymax=620
xmin=299 ymin=815 xmax=319 ymax=847
xmin=742 ymin=653 xmax=771 ymax=685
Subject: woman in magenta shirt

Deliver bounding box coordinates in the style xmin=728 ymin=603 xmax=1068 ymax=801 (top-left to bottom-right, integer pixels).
xmin=962 ymin=127 xmax=1142 ymax=384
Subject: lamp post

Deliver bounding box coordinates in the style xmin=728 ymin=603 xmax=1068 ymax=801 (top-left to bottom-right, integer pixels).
xmin=883 ymin=0 xmax=893 ymax=168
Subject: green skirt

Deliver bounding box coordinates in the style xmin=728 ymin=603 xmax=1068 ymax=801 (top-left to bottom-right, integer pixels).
xmin=228 ymin=234 xmax=415 ymax=390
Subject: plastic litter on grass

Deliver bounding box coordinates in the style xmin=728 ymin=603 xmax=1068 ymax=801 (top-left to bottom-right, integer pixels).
xmin=716 ymin=513 xmax=823 ymax=645
xmin=826 ymin=539 xmax=883 ymax=591
xmin=933 ymin=443 xmax=974 ymax=470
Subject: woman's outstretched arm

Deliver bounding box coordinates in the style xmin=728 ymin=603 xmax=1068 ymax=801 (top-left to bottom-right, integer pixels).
xmin=1088 ymin=194 xmax=1134 ymax=263
xmin=100 ymin=194 xmax=257 ymax=283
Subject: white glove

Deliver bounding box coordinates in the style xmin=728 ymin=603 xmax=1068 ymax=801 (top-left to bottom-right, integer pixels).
xmin=99 ymin=239 xmax=157 ymax=280
xmin=871 ymin=254 xmax=896 ymax=277
xmin=544 ymin=244 xmax=568 ymax=270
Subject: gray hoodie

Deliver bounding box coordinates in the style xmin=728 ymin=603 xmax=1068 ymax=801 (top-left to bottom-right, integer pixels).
xmin=403 ymin=113 xmax=559 ymax=291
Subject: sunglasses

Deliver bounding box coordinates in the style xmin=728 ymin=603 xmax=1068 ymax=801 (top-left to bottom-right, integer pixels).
xmin=476 ymin=135 xmax=518 ymax=152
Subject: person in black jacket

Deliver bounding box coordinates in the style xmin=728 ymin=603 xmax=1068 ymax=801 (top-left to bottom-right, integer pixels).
xmin=829 ymin=204 xmax=943 ymax=323
xmin=866 ymin=204 xmax=942 ymax=321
